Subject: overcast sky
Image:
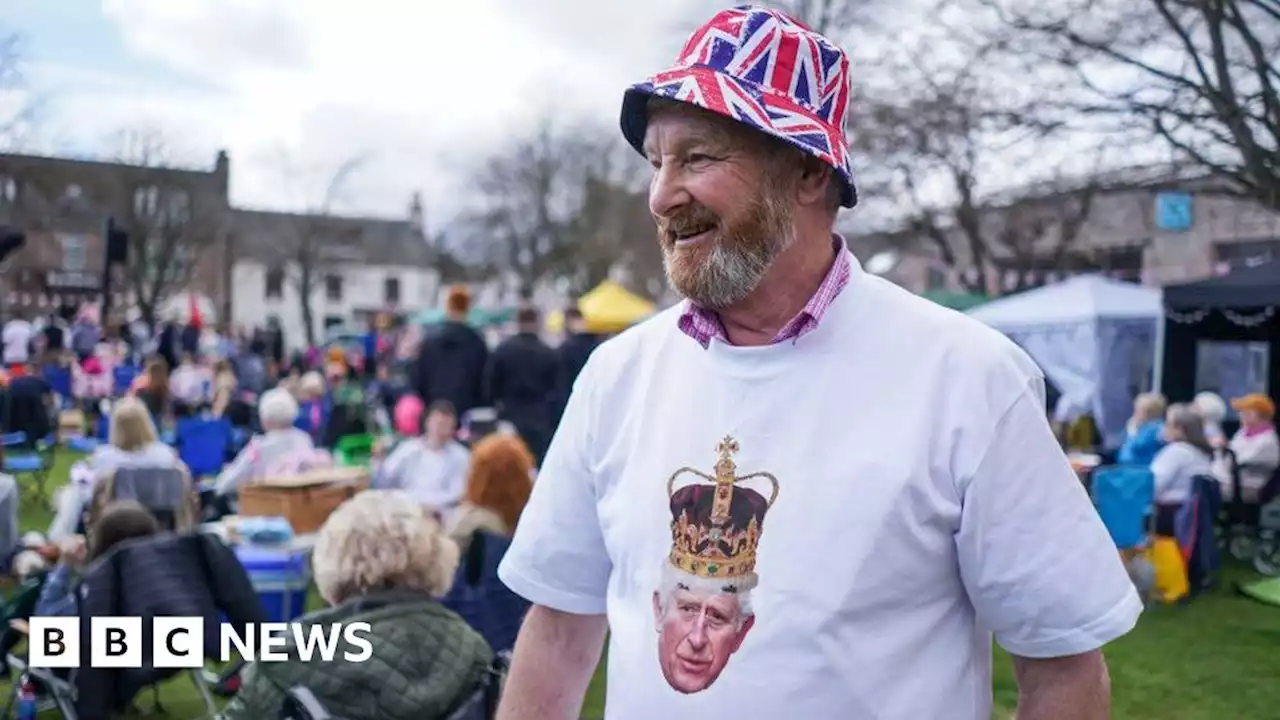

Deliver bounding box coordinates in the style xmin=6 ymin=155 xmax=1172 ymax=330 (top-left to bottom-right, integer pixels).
xmin=5 ymin=0 xmax=753 ymax=228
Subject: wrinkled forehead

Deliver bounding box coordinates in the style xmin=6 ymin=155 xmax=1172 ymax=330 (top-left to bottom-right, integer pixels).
xmin=642 ymin=100 xmax=757 ymax=155
xmin=670 ymin=585 xmax=743 ymax=614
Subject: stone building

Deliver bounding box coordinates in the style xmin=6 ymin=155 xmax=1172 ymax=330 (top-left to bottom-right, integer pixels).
xmin=0 ymin=150 xmax=232 ymax=322
xmin=850 ymin=173 xmax=1280 ymax=296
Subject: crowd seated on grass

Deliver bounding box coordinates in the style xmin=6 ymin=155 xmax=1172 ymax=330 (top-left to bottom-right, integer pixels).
xmin=447 ymin=433 xmax=533 ymax=546
xmin=1220 ymin=393 xmax=1280 ymax=503
xmin=1149 ymin=403 xmax=1215 ymax=536
xmin=1194 ymin=391 xmax=1229 ymax=447
xmin=221 ymin=490 xmax=494 ymax=720
xmin=375 ymin=399 xmax=471 ymax=518
xmin=49 ymin=397 xmax=184 ymax=541
xmin=35 ymin=500 xmax=162 ymax=617
xmin=214 ymin=388 xmax=320 ymax=498
xmin=1119 ymin=392 xmax=1168 ymax=466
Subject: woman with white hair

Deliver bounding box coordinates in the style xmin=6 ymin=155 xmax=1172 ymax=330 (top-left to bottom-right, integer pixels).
xmin=213 ymin=388 xmax=318 ymax=497
xmin=47 ymin=396 xmax=182 ymax=540
xmin=221 ymin=490 xmax=496 ymax=719
xmin=1193 ymin=391 xmax=1228 ymax=447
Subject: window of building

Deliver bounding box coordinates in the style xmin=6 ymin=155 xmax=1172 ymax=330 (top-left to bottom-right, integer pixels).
xmin=1216 ymin=239 xmax=1280 ymax=271
xmin=59 ymin=234 xmax=87 ymax=272
xmin=384 ymin=276 xmax=400 ymax=304
xmin=324 ymin=274 xmax=343 ymax=302
xmin=164 ymin=190 xmax=191 ymax=223
xmin=265 ymin=267 xmax=284 ymax=299
xmin=0 ymin=176 xmax=15 ymax=203
xmin=324 ymin=315 xmax=345 ymax=330
xmin=133 ymin=185 xmax=159 ymax=216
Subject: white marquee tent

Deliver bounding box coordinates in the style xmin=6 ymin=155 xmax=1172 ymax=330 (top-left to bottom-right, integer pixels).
xmin=968 ymin=275 xmax=1163 ymax=448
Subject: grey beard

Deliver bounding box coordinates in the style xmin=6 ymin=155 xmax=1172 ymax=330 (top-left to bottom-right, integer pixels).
xmin=665 ymin=230 xmax=793 ymax=310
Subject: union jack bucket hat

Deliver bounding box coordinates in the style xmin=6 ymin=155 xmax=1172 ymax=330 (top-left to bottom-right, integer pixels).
xmin=621 ymin=5 xmax=857 ymax=207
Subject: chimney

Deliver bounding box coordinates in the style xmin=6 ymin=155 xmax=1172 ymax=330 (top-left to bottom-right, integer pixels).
xmin=214 ymin=150 xmax=230 ymax=201
xmin=408 ymin=192 xmax=425 ymax=230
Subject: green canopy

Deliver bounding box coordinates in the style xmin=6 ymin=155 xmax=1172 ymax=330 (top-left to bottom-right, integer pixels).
xmin=920 ymin=290 xmax=988 ymax=311
xmin=413 ymin=306 xmax=515 ymax=328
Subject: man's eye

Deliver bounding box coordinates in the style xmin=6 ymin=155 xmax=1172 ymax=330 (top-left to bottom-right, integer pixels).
xmin=686 ymin=153 xmax=713 ymax=164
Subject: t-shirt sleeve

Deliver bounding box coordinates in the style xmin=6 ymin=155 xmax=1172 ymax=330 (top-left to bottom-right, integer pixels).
xmin=955 ymin=380 xmax=1143 ymax=659
xmin=498 ymin=358 xmax=612 ymax=615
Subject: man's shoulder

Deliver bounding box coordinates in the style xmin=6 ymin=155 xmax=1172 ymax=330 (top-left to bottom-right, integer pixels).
xmin=853 ymin=276 xmax=1042 ymax=385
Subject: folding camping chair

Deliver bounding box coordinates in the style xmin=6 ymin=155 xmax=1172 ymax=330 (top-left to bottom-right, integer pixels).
xmin=1092 ymin=465 xmax=1156 ymax=551
xmin=176 ymin=417 xmax=233 ymax=479
xmin=276 ymin=652 xmax=512 ymax=720
xmin=1 ymin=431 xmax=53 ymax=509
xmin=3 ymin=622 xmax=219 ymax=720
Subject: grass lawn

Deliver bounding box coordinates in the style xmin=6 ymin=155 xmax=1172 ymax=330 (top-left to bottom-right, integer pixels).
xmin=6 ymin=452 xmax=1280 ymax=718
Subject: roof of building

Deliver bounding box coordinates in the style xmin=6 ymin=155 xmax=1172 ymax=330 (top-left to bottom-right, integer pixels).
xmin=229 ymin=208 xmax=431 ymax=267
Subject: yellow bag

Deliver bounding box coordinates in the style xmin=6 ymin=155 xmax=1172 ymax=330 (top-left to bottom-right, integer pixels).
xmin=1144 ymin=536 xmax=1189 ymax=604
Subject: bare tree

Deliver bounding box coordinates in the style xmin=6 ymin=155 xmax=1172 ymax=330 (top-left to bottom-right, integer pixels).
xmin=0 ymin=29 xmax=36 ymax=150
xmin=106 ymin=129 xmax=226 ymax=326
xmin=973 ymin=0 xmax=1280 ymax=210
xmin=852 ymin=28 xmax=1119 ymax=294
xmin=275 ymin=157 xmax=364 ymax=347
xmin=462 ymin=120 xmax=649 ymax=300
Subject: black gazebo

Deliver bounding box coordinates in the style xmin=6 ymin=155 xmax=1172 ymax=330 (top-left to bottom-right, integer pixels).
xmin=1159 ymin=261 xmax=1280 ymax=403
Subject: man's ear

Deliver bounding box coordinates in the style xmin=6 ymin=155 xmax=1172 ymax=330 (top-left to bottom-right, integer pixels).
xmin=795 ymin=157 xmax=832 ymax=208
xmin=652 ymin=591 xmax=663 ymax=628
xmin=730 ymin=615 xmax=755 ymax=652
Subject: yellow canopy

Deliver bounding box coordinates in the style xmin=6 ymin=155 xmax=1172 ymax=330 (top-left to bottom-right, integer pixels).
xmin=546 ymin=280 xmax=657 ymax=334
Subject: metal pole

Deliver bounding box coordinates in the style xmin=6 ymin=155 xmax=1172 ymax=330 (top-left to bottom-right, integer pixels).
xmin=101 ymin=217 xmax=115 ymax=323
xmin=1152 ymin=298 xmax=1167 ymax=394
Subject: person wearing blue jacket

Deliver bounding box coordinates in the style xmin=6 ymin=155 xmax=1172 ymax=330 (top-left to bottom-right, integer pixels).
xmin=1118 ymin=392 xmax=1167 ymax=466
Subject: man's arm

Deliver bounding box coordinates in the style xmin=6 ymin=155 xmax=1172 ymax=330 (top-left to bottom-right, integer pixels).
xmin=497 ymin=606 xmax=608 ymax=720
xmin=1012 ymin=651 xmax=1111 ymax=720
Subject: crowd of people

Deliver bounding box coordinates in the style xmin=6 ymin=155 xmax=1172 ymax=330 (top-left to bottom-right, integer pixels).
xmin=0 ymin=282 xmax=610 ymax=717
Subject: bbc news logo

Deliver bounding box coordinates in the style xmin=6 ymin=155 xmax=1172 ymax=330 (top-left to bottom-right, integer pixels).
xmin=28 ymin=617 xmax=373 ymax=668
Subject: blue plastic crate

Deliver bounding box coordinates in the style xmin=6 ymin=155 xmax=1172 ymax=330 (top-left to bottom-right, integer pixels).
xmin=234 ymin=544 xmax=311 ymax=622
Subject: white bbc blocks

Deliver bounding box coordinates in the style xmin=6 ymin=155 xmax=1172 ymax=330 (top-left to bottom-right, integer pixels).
xmin=28 ymin=617 xmax=79 ymax=668
xmin=28 ymin=617 xmax=204 ymax=669
xmin=90 ymin=617 xmax=141 ymax=668
xmin=153 ymin=617 xmax=205 ymax=668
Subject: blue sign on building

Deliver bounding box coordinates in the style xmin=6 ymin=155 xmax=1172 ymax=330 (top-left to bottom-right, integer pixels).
xmin=1155 ymin=192 xmax=1194 ymax=231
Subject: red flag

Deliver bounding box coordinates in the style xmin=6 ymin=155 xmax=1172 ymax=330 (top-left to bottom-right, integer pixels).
xmin=189 ymin=294 xmax=203 ymax=329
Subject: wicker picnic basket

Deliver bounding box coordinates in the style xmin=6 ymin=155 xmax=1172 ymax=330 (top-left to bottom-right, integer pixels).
xmin=237 ymin=467 xmax=369 ymax=534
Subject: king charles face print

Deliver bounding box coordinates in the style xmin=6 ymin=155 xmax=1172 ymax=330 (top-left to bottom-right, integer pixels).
xmin=652 ymin=435 xmax=779 ymax=694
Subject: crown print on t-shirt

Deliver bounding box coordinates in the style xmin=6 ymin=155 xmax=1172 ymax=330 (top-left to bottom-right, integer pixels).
xmin=653 ymin=436 xmax=780 ymax=695
xmin=666 ymin=436 xmax=780 ymax=586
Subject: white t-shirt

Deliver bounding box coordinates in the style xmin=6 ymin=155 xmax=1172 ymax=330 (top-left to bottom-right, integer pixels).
xmin=376 ymin=439 xmax=470 ymax=514
xmin=1149 ymin=441 xmax=1212 ymax=504
xmin=498 ymin=253 xmax=1141 ymax=720
xmin=2 ymin=319 xmax=32 ymax=364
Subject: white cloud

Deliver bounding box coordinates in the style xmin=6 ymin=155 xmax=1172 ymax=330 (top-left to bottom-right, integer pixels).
xmin=22 ymin=0 xmax=712 ymax=223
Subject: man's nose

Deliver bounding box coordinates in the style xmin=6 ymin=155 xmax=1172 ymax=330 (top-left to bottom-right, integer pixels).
xmin=685 ymin=612 xmax=709 ymax=650
xmin=649 ymin=163 xmax=690 ymax=219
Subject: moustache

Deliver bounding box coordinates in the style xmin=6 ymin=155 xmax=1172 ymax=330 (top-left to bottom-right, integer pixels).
xmin=657 ymin=206 xmax=720 ymax=238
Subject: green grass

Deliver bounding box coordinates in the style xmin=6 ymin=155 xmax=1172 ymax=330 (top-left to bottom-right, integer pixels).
xmin=9 ymin=453 xmax=1280 ymax=719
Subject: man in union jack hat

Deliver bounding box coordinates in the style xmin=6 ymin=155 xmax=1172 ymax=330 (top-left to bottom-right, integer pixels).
xmin=496 ymin=6 xmax=1139 ymax=719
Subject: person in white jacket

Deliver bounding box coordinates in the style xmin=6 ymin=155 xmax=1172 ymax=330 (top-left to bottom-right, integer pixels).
xmin=1224 ymin=394 xmax=1279 ymax=503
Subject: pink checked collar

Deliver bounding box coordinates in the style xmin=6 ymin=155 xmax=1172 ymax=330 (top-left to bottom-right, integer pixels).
xmin=677 ymin=235 xmax=852 ymax=348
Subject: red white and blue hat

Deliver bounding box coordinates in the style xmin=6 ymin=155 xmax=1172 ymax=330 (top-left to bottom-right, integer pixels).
xmin=620 ymin=5 xmax=857 ymax=207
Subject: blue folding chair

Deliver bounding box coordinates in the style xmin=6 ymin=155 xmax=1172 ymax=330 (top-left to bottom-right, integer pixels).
xmin=1092 ymin=465 xmax=1155 ymax=550
xmin=41 ymin=365 xmax=72 ymax=408
xmin=176 ymin=417 xmax=233 ymax=478
xmin=112 ymin=364 xmax=139 ymax=396
xmin=1 ymin=431 xmax=52 ymax=507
